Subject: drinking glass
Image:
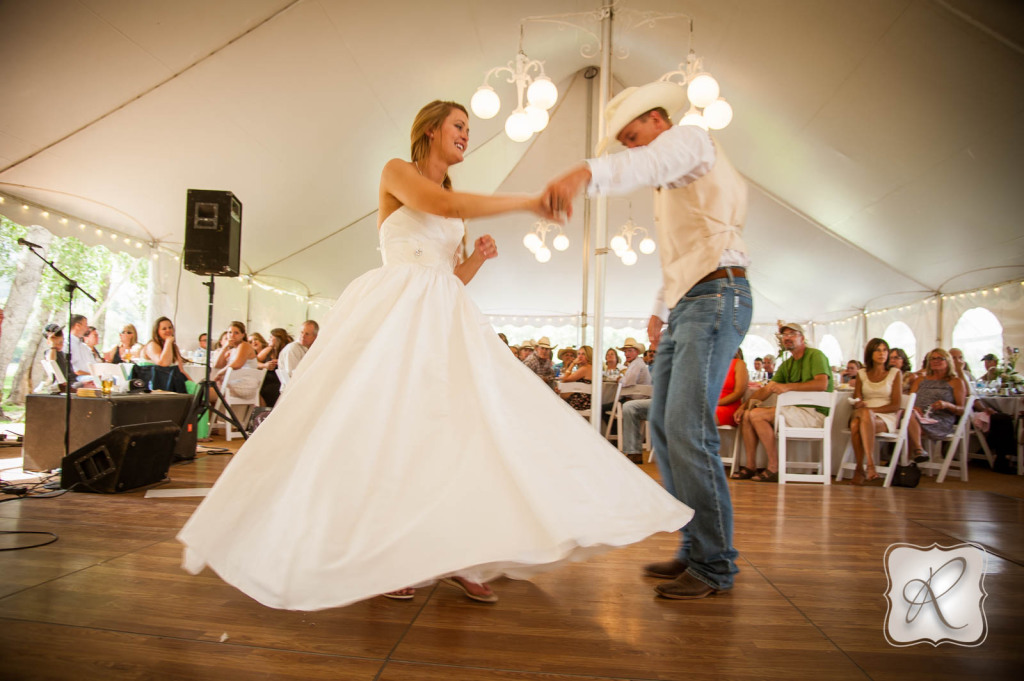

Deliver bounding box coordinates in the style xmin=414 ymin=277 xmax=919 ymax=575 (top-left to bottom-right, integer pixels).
xmin=101 ymin=378 xmax=114 ymax=396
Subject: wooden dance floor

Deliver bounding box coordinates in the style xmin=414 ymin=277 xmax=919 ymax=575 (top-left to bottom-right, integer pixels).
xmin=2 ymin=443 xmax=1022 ymax=680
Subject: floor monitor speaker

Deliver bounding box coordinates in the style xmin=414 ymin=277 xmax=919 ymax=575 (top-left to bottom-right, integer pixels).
xmin=60 ymin=421 xmax=181 ymax=493
xmin=183 ymin=189 xmax=241 ymax=276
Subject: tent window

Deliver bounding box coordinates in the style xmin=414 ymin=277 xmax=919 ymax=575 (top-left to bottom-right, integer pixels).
xmin=883 ymin=321 xmax=917 ymax=369
xmin=818 ymin=334 xmax=843 ymax=369
xmin=740 ymin=334 xmax=776 ymax=370
xmin=951 ymin=307 xmax=1003 ymax=372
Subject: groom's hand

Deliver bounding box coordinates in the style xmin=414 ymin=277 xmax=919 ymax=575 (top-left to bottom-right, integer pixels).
xmin=543 ymin=164 xmax=592 ymax=219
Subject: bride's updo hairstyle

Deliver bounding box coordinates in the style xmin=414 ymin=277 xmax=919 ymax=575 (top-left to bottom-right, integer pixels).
xmin=410 ymin=100 xmax=467 ymax=191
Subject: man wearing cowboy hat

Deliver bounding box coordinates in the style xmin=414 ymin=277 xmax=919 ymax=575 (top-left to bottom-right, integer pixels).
xmin=543 ymin=80 xmax=752 ymax=600
xmin=620 ymin=337 xmax=652 ymax=389
xmin=524 ymin=336 xmax=557 ymax=387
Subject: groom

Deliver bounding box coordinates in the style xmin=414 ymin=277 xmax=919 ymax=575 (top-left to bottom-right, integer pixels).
xmin=543 ymin=81 xmax=752 ymax=599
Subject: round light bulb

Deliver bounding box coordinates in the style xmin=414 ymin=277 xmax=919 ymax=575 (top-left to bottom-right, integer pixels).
xmin=470 ymin=85 xmax=500 ymax=119
xmin=504 ymin=110 xmax=533 ymax=142
xmin=639 ymin=237 xmax=656 ymax=254
xmin=687 ymin=73 xmax=720 ymax=108
xmin=552 ymin=233 xmax=569 ymax=251
xmin=703 ymin=98 xmax=733 ymax=130
xmin=523 ymin=232 xmax=542 ymax=252
xmin=610 ymin=234 xmax=627 ymax=254
xmin=535 ymin=246 xmax=552 ymax=263
xmin=526 ymin=76 xmax=558 ymax=110
xmin=524 ymin=105 xmax=549 ymax=133
xmin=621 ymin=249 xmax=638 ymax=266
xmin=680 ymin=107 xmax=709 ymax=130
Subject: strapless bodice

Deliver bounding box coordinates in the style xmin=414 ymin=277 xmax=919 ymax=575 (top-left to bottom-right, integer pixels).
xmin=380 ymin=206 xmax=463 ymax=271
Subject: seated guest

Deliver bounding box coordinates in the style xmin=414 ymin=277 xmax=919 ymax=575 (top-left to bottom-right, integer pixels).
xmin=249 ymin=332 xmax=269 ymax=355
xmin=762 ymin=354 xmax=776 ymax=379
xmin=213 ymin=321 xmax=260 ymax=402
xmin=733 ymin=322 xmax=833 ymax=482
xmin=619 ymin=338 xmax=651 ymax=389
xmin=279 ymin=320 xmax=319 ymax=381
xmin=848 ymin=338 xmax=902 ymax=485
xmin=191 ymin=332 xmax=209 ymax=362
xmin=907 ymin=348 xmax=966 ymax=461
xmin=41 ymin=323 xmax=69 ymax=392
xmin=840 ymin=360 xmax=862 ymax=385
xmin=140 ymin=316 xmax=192 ymax=382
xmin=524 ymin=337 xmax=557 ymax=386
xmin=621 ymin=397 xmax=651 ymax=464
xmin=559 ymin=345 xmax=594 ymax=411
xmin=556 ymin=348 xmax=577 ymax=376
xmin=981 ymin=353 xmax=1000 ymax=382
xmin=518 ymin=340 xmax=534 ymax=362
xmin=84 ymin=326 xmax=103 ymax=362
xmin=104 ymin=323 xmax=142 ymax=363
xmin=949 ymin=347 xmax=975 ymax=392
xmin=886 ymin=347 xmax=915 ymax=393
xmin=716 ymin=349 xmax=748 ymax=427
xmin=68 ymin=314 xmax=96 ymax=384
xmin=256 ymin=328 xmax=290 ymax=407
xmin=643 ymin=349 xmax=656 ymax=366
xmin=603 ymin=348 xmax=622 ymax=380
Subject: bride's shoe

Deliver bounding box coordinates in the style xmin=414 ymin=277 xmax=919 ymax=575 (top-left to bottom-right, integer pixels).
xmin=441 ymin=576 xmax=498 ymax=603
xmin=382 ymin=587 xmax=415 ymax=600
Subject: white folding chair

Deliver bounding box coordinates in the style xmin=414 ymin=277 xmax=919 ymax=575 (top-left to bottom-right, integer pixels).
xmin=718 ymin=425 xmax=742 ymax=473
xmin=918 ymin=395 xmax=977 ymax=483
xmin=557 ymin=381 xmax=602 ymax=420
xmin=36 ymin=359 xmax=64 ymax=393
xmin=213 ymin=367 xmax=267 ymax=440
xmin=836 ymin=393 xmax=916 ymax=487
xmin=966 ymin=411 xmax=995 ymax=469
xmin=607 ymin=384 xmax=650 ymax=451
xmin=776 ymin=391 xmax=836 ymax=485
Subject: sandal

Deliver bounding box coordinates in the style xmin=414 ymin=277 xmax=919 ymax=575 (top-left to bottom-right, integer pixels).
xmin=441 ymin=577 xmax=498 ymax=604
xmin=730 ymin=466 xmax=758 ymax=480
xmin=752 ymin=469 xmax=779 ymax=483
xmin=382 ymin=588 xmax=415 ymax=600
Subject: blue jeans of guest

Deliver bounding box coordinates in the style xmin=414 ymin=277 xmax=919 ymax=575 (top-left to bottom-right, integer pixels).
xmin=649 ymin=274 xmax=752 ymax=590
xmin=622 ymin=398 xmax=651 ymax=454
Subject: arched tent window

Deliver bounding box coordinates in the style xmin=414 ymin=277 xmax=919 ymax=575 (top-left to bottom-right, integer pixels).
xmin=818 ymin=335 xmax=843 ymax=370
xmin=740 ymin=334 xmax=775 ymax=371
xmin=951 ymin=307 xmax=1003 ymax=372
xmin=883 ymin=321 xmax=917 ymax=369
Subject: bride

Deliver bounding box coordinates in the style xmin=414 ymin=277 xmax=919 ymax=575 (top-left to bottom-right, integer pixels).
xmin=177 ymin=100 xmax=693 ymax=610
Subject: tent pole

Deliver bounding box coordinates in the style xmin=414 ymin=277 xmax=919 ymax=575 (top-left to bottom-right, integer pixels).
xmin=590 ymin=2 xmax=613 ymax=430
xmin=579 ymin=70 xmax=594 ymax=348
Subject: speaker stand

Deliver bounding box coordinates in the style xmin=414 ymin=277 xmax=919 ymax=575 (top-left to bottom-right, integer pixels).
xmin=186 ymin=276 xmax=248 ymax=440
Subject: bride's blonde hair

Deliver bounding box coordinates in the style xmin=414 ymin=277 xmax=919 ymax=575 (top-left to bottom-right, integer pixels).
xmin=410 ymin=100 xmax=467 ymax=191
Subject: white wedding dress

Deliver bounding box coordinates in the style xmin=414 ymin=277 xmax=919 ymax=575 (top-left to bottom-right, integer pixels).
xmin=178 ymin=206 xmax=693 ymax=611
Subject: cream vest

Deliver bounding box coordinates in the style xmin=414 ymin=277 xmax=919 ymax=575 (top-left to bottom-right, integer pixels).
xmin=652 ymin=139 xmax=748 ymax=309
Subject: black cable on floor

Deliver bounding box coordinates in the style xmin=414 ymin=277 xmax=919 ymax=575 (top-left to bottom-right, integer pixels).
xmin=0 ymin=530 xmax=58 ymax=551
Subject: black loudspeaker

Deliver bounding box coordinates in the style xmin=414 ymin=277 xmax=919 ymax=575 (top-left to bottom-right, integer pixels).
xmin=183 ymin=189 xmax=242 ymax=276
xmin=60 ymin=421 xmax=181 ymax=493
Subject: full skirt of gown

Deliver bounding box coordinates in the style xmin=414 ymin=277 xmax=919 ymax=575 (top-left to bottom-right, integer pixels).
xmin=177 ymin=206 xmax=693 ymax=611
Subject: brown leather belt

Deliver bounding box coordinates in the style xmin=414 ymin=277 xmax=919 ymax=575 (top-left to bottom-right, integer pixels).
xmin=696 ymin=267 xmax=746 ymax=285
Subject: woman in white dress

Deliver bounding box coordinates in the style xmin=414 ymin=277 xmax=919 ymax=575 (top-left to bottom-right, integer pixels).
xmin=177 ymin=100 xmax=693 ymax=610
xmin=848 ymin=338 xmax=902 ymax=484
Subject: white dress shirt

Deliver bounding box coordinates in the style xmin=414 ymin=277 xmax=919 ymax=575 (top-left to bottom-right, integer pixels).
xmin=621 ymin=357 xmax=652 ymax=389
xmin=279 ymin=341 xmax=309 ymax=379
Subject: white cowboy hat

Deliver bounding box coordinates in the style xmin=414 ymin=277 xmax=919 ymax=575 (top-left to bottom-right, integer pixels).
xmin=535 ymin=336 xmax=558 ymax=350
xmin=595 ymin=80 xmax=689 ymax=155
xmin=619 ymin=337 xmax=646 ymax=353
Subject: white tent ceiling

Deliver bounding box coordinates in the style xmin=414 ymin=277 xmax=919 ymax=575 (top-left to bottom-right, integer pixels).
xmin=2 ymin=0 xmax=1023 ymax=326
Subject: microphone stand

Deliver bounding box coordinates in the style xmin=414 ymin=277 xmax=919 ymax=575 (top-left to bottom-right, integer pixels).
xmin=19 ymin=242 xmax=97 ymax=460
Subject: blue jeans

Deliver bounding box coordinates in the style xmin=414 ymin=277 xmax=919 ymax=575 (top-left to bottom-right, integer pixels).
xmin=649 ymin=275 xmax=752 ymax=590
xmin=622 ymin=398 xmax=651 ymax=455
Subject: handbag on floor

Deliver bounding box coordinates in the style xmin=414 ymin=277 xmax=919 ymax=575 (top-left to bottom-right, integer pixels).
xmin=891 ymin=461 xmax=921 ymax=488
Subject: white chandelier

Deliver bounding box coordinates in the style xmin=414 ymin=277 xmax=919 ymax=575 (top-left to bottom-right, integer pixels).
xmin=470 ymin=28 xmax=558 ymax=142
xmin=522 ymin=219 xmax=570 ymax=263
xmin=660 ymin=50 xmax=732 ymax=131
xmin=609 ymin=214 xmax=656 ymax=267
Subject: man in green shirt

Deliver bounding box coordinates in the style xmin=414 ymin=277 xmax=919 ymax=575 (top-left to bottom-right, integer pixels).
xmin=731 ymin=322 xmax=834 ymax=482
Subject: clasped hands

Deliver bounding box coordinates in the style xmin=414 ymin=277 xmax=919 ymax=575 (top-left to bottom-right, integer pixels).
xmin=535 ymin=164 xmax=593 ymax=222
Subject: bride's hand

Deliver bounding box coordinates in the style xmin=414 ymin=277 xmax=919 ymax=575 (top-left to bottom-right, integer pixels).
xmin=474 ymin=235 xmax=498 ymax=260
